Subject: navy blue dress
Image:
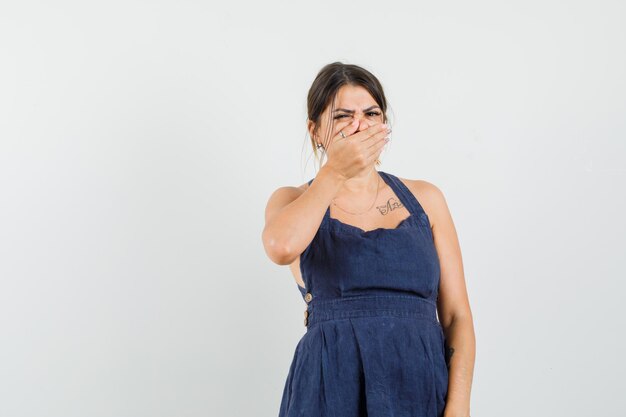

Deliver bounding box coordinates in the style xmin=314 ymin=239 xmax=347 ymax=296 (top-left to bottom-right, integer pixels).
xmin=278 ymin=170 xmax=448 ymax=417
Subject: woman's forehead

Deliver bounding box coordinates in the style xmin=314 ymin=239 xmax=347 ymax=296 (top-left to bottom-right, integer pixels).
xmin=335 ymin=84 xmax=375 ymax=104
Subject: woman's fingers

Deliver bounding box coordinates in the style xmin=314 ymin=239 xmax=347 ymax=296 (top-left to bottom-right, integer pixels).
xmin=365 ymin=125 xmax=391 ymax=149
xmin=334 ymin=119 xmax=359 ymax=142
xmin=366 ymin=135 xmax=389 ymax=160
xmin=342 ymin=119 xmax=360 ymax=137
xmin=355 ymin=122 xmax=389 ymax=143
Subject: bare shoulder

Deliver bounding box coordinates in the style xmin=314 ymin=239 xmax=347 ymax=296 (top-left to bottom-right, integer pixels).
xmin=264 ymin=181 xmax=309 ymax=224
xmin=396 ymin=176 xmax=449 ymax=229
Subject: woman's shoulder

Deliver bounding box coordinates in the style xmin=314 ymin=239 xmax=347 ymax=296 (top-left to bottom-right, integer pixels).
xmin=267 ymin=176 xmax=313 ymax=204
xmin=393 ymin=175 xmax=448 ymax=225
xmin=267 ymin=183 xmax=306 ymax=203
xmin=264 ymin=184 xmax=307 ymax=228
xmin=297 ymin=178 xmax=313 ymax=191
xmin=395 ymin=175 xmax=442 ymax=197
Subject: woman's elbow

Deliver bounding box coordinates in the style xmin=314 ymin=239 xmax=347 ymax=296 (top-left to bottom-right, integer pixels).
xmin=262 ymin=228 xmax=296 ymax=265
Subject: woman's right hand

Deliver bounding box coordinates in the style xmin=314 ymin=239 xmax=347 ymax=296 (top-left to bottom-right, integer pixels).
xmin=323 ymin=119 xmax=391 ymax=180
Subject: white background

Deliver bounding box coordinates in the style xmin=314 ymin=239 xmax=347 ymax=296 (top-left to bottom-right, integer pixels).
xmin=1 ymin=1 xmax=624 ymax=416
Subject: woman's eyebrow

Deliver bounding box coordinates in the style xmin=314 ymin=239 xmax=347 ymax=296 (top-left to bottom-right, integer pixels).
xmin=333 ymin=105 xmax=380 ymax=113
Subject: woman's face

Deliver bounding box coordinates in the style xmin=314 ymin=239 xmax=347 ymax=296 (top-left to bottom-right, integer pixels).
xmin=309 ymin=84 xmax=385 ymax=148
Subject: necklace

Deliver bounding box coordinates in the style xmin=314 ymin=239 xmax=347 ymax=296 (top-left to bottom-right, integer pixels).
xmin=331 ymin=173 xmax=382 ymax=215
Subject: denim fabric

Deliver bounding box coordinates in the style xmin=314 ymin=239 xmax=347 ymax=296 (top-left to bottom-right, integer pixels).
xmin=278 ymin=170 xmax=448 ymax=417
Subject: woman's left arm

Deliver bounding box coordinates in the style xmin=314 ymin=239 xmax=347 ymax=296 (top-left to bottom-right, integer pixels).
xmin=411 ymin=180 xmax=475 ymax=417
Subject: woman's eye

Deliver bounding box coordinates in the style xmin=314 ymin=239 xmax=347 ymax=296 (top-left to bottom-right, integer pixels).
xmin=335 ymin=112 xmax=381 ymax=119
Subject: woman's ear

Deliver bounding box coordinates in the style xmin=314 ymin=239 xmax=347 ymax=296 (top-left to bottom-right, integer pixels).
xmin=307 ymin=119 xmax=317 ymax=141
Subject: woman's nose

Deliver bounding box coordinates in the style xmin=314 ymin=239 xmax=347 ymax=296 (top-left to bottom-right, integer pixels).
xmin=355 ymin=116 xmax=370 ymax=131
xmin=348 ymin=112 xmax=380 ymax=131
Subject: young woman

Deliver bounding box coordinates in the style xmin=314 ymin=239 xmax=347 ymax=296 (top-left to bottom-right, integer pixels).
xmin=262 ymin=62 xmax=475 ymax=417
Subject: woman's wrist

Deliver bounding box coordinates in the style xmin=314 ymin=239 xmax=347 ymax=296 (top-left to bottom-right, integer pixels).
xmin=318 ymin=164 xmax=348 ymax=186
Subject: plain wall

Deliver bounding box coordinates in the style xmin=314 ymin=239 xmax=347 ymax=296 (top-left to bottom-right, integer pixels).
xmin=0 ymin=1 xmax=624 ymax=416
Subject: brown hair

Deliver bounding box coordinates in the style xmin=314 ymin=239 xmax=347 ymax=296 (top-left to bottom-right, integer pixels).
xmin=306 ymin=62 xmax=392 ymax=170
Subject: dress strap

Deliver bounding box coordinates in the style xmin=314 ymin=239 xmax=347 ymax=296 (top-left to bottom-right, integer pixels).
xmin=378 ymin=171 xmax=426 ymax=216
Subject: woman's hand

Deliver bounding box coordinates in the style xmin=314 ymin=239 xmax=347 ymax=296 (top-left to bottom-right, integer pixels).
xmin=324 ymin=119 xmax=390 ymax=180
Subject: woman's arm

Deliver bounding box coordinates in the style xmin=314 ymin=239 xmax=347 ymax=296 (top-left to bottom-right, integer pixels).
xmin=262 ymin=165 xmax=347 ymax=265
xmin=411 ymin=180 xmax=475 ymax=417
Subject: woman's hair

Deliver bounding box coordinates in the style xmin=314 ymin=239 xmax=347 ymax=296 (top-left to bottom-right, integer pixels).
xmin=306 ymin=62 xmax=391 ymax=170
